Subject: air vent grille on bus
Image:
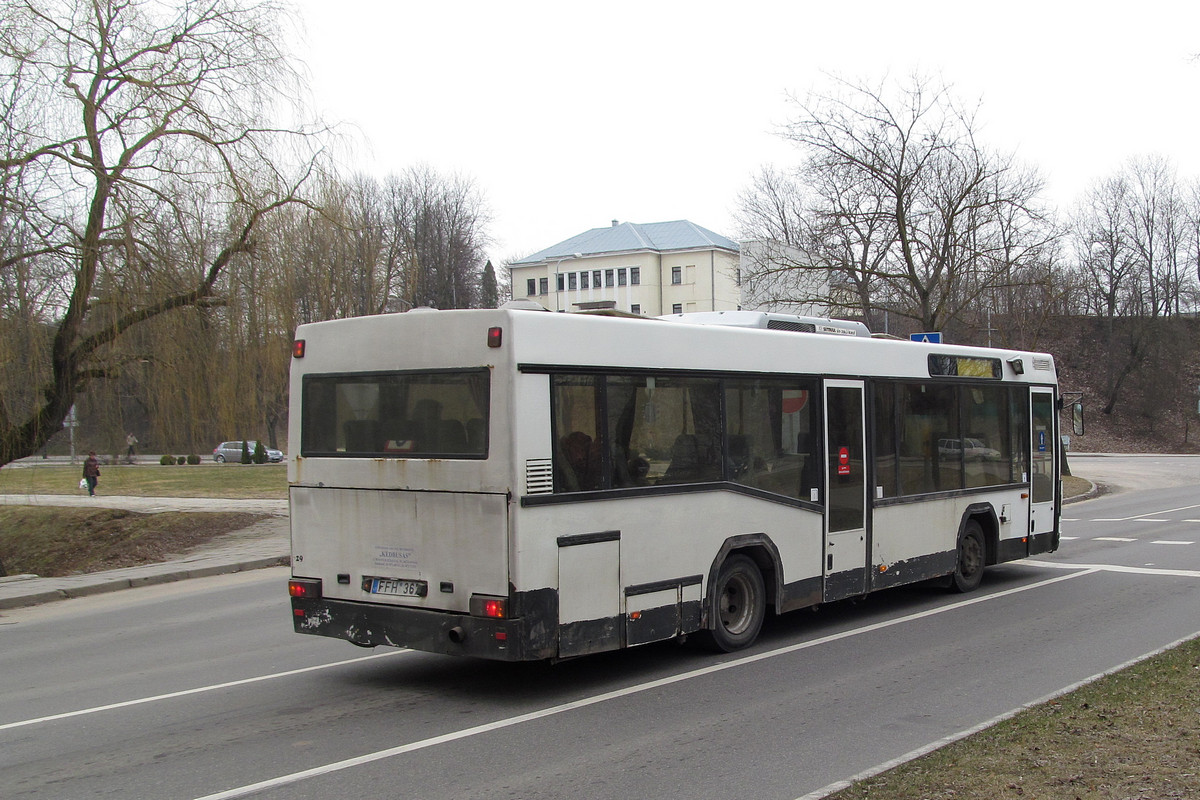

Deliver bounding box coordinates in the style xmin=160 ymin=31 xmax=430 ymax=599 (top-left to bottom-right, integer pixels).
xmin=526 ymin=458 xmax=554 ymax=494
xmin=766 ymin=319 xmax=817 ymax=333
xmin=1032 ymin=357 xmax=1052 ymax=371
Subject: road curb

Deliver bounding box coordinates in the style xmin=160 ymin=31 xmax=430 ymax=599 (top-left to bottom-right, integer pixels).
xmin=0 ymin=556 xmax=289 ymax=610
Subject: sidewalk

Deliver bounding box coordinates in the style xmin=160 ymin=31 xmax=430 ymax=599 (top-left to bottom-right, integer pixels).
xmin=0 ymin=495 xmax=289 ymax=610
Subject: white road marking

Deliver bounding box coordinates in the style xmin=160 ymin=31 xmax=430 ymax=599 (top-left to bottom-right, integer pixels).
xmin=1081 ymin=503 xmax=1200 ymax=523
xmin=1095 ymin=537 xmax=1136 ymax=542
xmin=1151 ymin=540 xmax=1194 ymax=546
xmin=0 ymin=650 xmax=410 ymax=732
xmin=190 ymin=570 xmax=1101 ymax=800
xmin=1026 ymin=560 xmax=1200 ymax=578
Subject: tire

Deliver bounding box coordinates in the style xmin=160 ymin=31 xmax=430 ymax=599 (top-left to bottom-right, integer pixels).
xmin=951 ymin=520 xmax=986 ymax=593
xmin=704 ymin=554 xmax=766 ymax=652
xmin=214 ymin=454 xmax=225 ymax=463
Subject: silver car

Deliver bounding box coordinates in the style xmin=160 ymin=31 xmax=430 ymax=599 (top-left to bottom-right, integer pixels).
xmin=212 ymin=441 xmax=284 ymax=463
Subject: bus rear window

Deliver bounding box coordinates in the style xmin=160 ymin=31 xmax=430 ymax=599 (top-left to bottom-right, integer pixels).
xmin=301 ymin=369 xmax=489 ymax=458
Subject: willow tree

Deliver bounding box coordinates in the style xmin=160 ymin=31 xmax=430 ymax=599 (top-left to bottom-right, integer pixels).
xmin=0 ymin=0 xmax=321 ymax=465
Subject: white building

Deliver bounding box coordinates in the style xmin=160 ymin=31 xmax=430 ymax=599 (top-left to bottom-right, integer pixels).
xmin=508 ymin=220 xmax=742 ymax=316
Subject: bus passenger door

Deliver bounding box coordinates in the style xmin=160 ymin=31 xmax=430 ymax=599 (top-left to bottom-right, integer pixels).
xmin=1029 ymin=390 xmax=1057 ymax=551
xmin=824 ymin=381 xmax=867 ymax=602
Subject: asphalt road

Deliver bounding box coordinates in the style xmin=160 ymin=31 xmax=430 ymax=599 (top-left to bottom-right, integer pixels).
xmin=1 ymin=455 xmax=1199 ymax=800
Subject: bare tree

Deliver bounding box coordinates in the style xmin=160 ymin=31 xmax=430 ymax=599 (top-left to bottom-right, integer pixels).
xmin=740 ymin=74 xmax=1055 ymax=335
xmin=386 ymin=165 xmax=492 ymax=311
xmin=0 ymin=0 xmax=322 ymax=465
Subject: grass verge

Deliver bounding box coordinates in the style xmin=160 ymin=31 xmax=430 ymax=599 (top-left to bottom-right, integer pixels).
xmin=0 ymin=506 xmax=270 ymax=576
xmin=826 ymin=635 xmax=1200 ymax=799
xmin=0 ymin=463 xmax=286 ymax=499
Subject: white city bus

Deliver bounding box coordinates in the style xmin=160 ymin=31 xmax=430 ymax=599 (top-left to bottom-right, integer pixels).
xmin=287 ymin=305 xmax=1064 ymax=660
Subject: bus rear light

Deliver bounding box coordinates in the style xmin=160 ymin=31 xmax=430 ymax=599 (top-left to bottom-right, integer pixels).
xmin=289 ymin=578 xmax=322 ymax=599
xmin=487 ymin=327 xmax=502 ymax=348
xmin=470 ymin=594 xmax=507 ymax=618
xmin=292 ymin=339 xmax=305 ymax=358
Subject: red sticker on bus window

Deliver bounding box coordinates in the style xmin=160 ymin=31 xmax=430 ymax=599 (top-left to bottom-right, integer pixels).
xmin=838 ymin=446 xmax=851 ymax=475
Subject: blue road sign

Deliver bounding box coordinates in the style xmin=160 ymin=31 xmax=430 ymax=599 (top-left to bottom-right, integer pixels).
xmin=910 ymin=332 xmax=942 ymax=343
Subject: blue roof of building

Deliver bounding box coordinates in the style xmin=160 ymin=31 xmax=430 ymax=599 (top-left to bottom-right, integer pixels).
xmin=512 ymin=220 xmax=739 ymax=265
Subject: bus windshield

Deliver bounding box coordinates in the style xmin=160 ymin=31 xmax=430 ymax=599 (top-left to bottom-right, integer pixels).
xmin=301 ymin=369 xmax=489 ymax=458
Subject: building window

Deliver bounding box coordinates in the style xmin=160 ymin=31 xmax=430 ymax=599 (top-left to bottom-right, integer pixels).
xmin=557 ymin=274 xmax=564 ymax=291
xmin=605 ymin=269 xmax=614 ymax=287
xmin=630 ymin=267 xmax=640 ymax=285
xmin=671 ymin=266 xmax=682 ymax=285
xmin=593 ymin=270 xmax=602 ymax=288
xmin=539 ymin=277 xmax=548 ymax=295
xmin=580 ymin=271 xmax=589 ymax=289
xmin=526 ymin=278 xmax=536 ymax=296
xmin=630 ymin=304 xmax=641 ymax=314
xmin=672 ymin=303 xmax=683 ymax=314
xmin=618 ymin=269 xmax=627 ymax=287
xmin=568 ymin=273 xmax=577 ymax=290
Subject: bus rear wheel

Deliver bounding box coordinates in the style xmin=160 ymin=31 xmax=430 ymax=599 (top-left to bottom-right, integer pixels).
xmin=704 ymin=554 xmax=766 ymax=652
xmin=951 ymin=520 xmax=986 ymax=593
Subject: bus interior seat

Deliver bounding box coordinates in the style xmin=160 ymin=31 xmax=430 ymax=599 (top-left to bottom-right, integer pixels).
xmin=663 ymin=434 xmax=712 ymax=482
xmin=727 ymin=434 xmax=751 ymax=477
xmin=440 ymin=420 xmax=468 ymax=453
xmin=343 ymin=419 xmax=379 ymax=452
xmin=466 ymin=418 xmax=485 ymax=451
xmin=409 ymin=399 xmax=443 ymax=451
xmin=559 ymin=431 xmax=603 ymax=490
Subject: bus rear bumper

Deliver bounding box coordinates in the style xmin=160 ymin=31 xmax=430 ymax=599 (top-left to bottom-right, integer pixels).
xmin=290 ymin=597 xmax=554 ymax=661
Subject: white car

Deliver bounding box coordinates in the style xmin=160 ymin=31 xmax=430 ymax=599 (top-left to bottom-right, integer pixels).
xmin=937 ymin=437 xmax=1001 ymax=461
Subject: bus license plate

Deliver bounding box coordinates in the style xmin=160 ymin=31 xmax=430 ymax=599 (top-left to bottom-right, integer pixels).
xmin=368 ymin=577 xmax=427 ymax=597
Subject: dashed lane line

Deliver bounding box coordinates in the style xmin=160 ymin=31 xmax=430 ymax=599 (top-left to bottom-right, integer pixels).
xmin=0 ymin=650 xmax=410 ymax=732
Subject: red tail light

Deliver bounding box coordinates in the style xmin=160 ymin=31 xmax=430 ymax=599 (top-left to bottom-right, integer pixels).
xmin=292 ymin=339 xmax=306 ymax=358
xmin=289 ymin=578 xmax=322 ymax=599
xmin=470 ymin=594 xmax=506 ymax=618
xmin=487 ymin=327 xmax=502 ymax=348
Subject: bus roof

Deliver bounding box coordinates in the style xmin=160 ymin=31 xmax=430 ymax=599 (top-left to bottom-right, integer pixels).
xmin=293 ymin=307 xmax=1057 ymax=385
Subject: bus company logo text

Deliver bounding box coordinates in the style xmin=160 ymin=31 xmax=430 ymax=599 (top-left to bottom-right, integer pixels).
xmin=373 ymin=546 xmax=418 ymax=570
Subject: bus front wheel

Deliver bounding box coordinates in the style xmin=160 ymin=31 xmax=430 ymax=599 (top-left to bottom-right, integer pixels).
xmin=951 ymin=520 xmax=986 ymax=593
xmin=704 ymin=554 xmax=766 ymax=652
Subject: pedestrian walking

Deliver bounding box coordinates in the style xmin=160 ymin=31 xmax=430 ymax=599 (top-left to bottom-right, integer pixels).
xmin=126 ymin=432 xmax=138 ymax=464
xmin=83 ymin=451 xmax=100 ymax=496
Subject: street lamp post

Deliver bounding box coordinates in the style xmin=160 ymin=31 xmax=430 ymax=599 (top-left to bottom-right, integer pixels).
xmin=551 ymin=253 xmax=583 ymax=312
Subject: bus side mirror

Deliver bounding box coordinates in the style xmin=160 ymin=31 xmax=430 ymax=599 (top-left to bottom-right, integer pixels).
xmin=1072 ymin=402 xmax=1084 ymax=436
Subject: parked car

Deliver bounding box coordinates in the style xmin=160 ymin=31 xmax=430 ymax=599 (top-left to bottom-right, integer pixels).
xmin=212 ymin=441 xmax=284 ymax=463
xmin=937 ymin=437 xmax=1001 ymax=461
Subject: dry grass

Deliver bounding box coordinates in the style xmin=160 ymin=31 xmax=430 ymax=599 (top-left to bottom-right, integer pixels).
xmin=0 ymin=506 xmax=268 ymax=576
xmin=828 ymin=636 xmax=1200 ymax=799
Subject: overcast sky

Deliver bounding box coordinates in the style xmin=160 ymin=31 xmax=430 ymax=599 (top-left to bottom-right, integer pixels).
xmin=290 ymin=0 xmax=1200 ymax=267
